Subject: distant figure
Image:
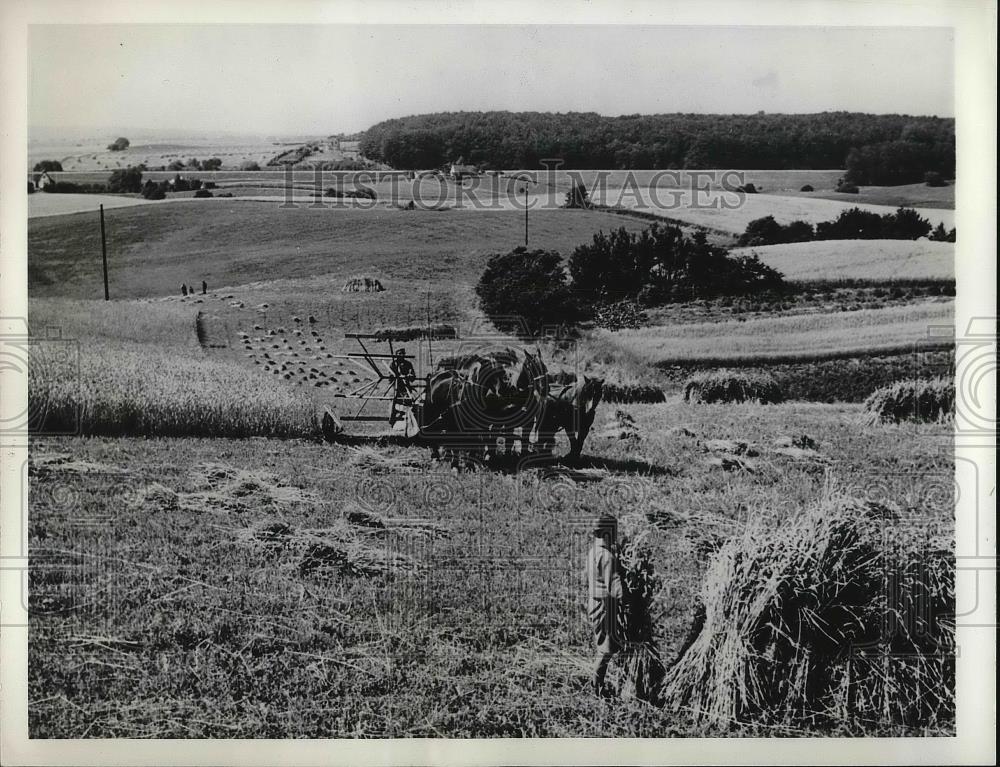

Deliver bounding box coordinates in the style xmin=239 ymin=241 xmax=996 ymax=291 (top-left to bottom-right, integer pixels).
xmin=388 ymin=348 xmax=416 ymax=426
xmin=181 ymin=284 xmax=187 ymax=296
xmin=202 ymin=280 xmax=207 ymax=295
xmin=587 ymin=513 xmax=623 ymax=697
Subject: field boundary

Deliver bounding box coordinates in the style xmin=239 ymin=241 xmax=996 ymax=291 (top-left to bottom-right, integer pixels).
xmin=652 ymin=339 xmax=954 ymax=368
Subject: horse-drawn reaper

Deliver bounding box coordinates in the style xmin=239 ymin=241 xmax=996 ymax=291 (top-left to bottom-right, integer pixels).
xmin=322 ymin=334 xmax=604 ymax=463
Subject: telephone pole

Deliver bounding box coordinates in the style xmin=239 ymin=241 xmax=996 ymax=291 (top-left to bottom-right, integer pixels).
xmin=523 ymin=182 xmax=529 ymax=248
xmin=99 ymin=204 xmax=109 ymax=300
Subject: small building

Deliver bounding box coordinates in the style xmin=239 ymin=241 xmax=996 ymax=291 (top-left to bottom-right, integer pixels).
xmin=33 ymin=170 xmax=56 ymax=190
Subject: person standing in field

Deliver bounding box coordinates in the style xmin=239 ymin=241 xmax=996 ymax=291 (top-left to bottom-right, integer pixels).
xmin=202 ymin=280 xmax=207 ymax=295
xmin=181 ymin=283 xmax=187 ymax=296
xmin=388 ymin=347 xmax=416 ymax=427
xmin=587 ymin=513 xmax=623 ymax=697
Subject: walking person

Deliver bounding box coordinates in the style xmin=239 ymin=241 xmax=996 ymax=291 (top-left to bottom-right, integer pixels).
xmin=181 ymin=283 xmax=187 ymax=297
xmin=587 ymin=513 xmax=623 ymax=697
xmin=201 ymin=280 xmax=207 ymax=295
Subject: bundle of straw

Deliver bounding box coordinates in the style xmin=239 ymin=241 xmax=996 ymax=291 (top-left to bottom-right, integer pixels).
xmin=660 ymin=494 xmax=954 ymax=732
xmin=613 ymin=516 xmax=667 ymax=704
xmin=863 ymin=378 xmax=955 ymax=425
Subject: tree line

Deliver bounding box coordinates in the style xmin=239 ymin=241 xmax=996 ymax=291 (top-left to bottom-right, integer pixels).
xmin=359 ymin=111 xmax=954 ymax=184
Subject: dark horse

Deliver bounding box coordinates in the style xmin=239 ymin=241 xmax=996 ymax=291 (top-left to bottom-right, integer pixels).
xmin=420 ymin=348 xmax=548 ymax=461
xmin=535 ymin=376 xmax=604 ymax=461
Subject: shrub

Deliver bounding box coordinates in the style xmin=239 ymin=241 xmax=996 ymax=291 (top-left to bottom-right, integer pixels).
xmin=203 ymin=181 xmax=217 ymax=189
xmin=863 ymin=378 xmax=954 ymax=424
xmin=107 ymin=166 xmax=144 ymax=193
xmin=572 ymin=224 xmax=784 ymax=304
xmin=193 ymin=189 xmax=213 ymax=198
xmin=564 ymin=180 xmax=591 ymax=208
xmin=202 ymin=157 xmax=223 ymax=171
xmin=800 ymin=184 xmax=814 ymax=192
xmin=815 ymin=207 xmax=932 ymax=241
xmin=661 ymin=493 xmax=955 ymax=731
xmin=240 ymin=160 xmax=261 ymax=171
xmin=835 ymin=181 xmax=859 ymax=194
xmin=33 ymin=160 xmax=63 ymax=172
xmin=476 ymin=247 xmax=584 ymax=336
xmin=738 ymin=216 xmax=814 ymax=246
xmin=923 ymin=171 xmax=947 ymax=187
xmin=107 ymin=137 xmax=130 ymax=151
xmin=683 ymin=370 xmax=782 ymax=404
xmin=28 ymin=181 xmax=35 ymax=194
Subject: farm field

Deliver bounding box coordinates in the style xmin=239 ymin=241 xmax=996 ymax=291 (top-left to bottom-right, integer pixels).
xmin=769 ymin=181 xmax=955 ymax=210
xmin=733 ymin=239 xmax=955 ymax=282
xmin=28 ymin=399 xmax=952 ymax=737
xmin=28 ymin=204 xmax=655 ymax=299
xmin=27 ymin=177 xmax=957 ymax=738
xmin=587 ymin=186 xmax=956 ymax=234
xmin=601 ymin=300 xmax=954 ymax=365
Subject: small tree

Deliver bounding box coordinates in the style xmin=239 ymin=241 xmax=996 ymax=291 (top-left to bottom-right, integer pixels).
xmin=564 ymin=180 xmax=591 ymax=209
xmin=33 ymin=160 xmax=63 ymax=172
xmin=476 ymin=247 xmax=583 ymax=336
xmin=107 ymin=166 xmax=144 ymax=193
xmin=203 ymin=157 xmax=223 ymax=171
xmin=107 ymin=137 xmax=130 ymax=151
xmin=240 ymin=160 xmax=261 ymax=171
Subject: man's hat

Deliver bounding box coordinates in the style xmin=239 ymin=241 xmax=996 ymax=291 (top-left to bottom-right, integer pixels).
xmin=591 ymin=513 xmax=618 ymax=536
xmin=396 ymin=347 xmax=406 ymax=356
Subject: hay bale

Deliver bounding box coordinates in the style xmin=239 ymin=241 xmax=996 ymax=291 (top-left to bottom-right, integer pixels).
xmin=342 ymin=276 xmax=385 ymax=293
xmin=661 ymin=495 xmax=955 ymax=731
xmin=863 ymin=378 xmax=954 ymax=425
xmin=683 ymin=370 xmax=782 ymax=404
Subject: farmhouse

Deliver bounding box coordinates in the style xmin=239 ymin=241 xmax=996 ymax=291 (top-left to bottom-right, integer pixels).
xmin=33 ymin=170 xmax=56 ymax=190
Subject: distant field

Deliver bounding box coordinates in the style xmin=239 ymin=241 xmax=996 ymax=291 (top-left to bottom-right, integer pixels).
xmin=28 ymin=203 xmax=652 ymax=299
xmin=602 ymin=300 xmax=954 ymax=365
xmin=733 ymin=239 xmax=955 ymax=282
xmin=771 ymin=181 xmax=955 ymax=210
xmin=588 ymin=188 xmax=956 ymax=234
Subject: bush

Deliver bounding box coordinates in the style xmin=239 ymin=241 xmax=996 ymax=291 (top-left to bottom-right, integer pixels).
xmin=476 ymin=247 xmax=584 ymax=336
xmin=193 ymin=189 xmax=213 ymax=198
xmin=107 ymin=137 xmax=130 ymax=151
xmin=240 ymin=160 xmax=261 ymax=171
xmin=923 ymin=171 xmax=947 ymax=187
xmin=800 ymin=184 xmax=814 ymax=192
xmin=738 ymin=216 xmax=814 ymax=246
xmin=33 ymin=160 xmax=63 ymax=173
xmin=683 ymin=370 xmax=782 ymax=404
xmin=28 ymin=181 xmax=35 ymax=194
xmin=815 ymin=207 xmax=932 ymax=240
xmin=564 ymin=180 xmax=591 ymax=208
xmin=107 ymin=166 xmax=144 ymax=193
xmin=202 ymin=158 xmax=223 ymax=171
xmin=572 ymin=224 xmax=784 ymax=304
xmin=864 ymin=378 xmax=954 ymax=424
xmin=835 ymin=181 xmax=859 ymax=194
xmin=203 ymin=181 xmax=217 ymax=189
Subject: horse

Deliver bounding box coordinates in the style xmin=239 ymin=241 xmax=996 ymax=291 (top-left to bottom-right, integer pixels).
xmin=420 ymin=348 xmax=549 ymax=461
xmin=535 ymin=376 xmax=604 ymax=461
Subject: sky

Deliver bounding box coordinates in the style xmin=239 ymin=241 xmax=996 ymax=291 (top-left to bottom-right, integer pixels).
xmin=29 ymin=25 xmax=954 ymax=136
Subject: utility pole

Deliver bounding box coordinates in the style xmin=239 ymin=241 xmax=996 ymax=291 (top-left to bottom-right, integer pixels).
xmin=99 ymin=204 xmax=109 ymax=300
xmin=523 ymin=182 xmax=529 ymax=248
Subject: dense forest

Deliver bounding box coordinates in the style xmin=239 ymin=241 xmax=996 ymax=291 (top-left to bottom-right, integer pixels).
xmin=359 ymin=111 xmax=954 ymax=183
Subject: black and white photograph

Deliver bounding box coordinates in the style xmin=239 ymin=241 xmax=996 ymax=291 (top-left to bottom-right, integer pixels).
xmin=1 ymin=1 xmax=995 ymax=764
